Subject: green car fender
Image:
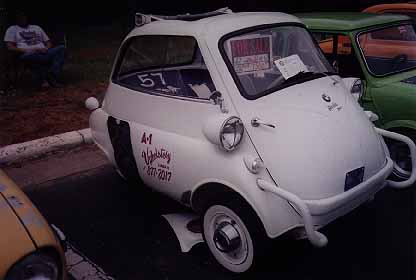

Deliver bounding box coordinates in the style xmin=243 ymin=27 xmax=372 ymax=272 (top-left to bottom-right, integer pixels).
xmin=364 ymin=81 xmax=416 ymax=136
xmin=382 ymin=120 xmax=416 ymax=133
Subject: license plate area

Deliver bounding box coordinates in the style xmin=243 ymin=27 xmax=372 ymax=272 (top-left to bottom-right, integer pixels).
xmin=345 ymin=167 xmax=365 ymax=192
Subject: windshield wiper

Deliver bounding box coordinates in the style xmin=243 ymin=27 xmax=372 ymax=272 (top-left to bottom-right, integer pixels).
xmin=282 ymin=71 xmax=322 ymax=85
xmin=321 ymin=71 xmax=339 ymax=85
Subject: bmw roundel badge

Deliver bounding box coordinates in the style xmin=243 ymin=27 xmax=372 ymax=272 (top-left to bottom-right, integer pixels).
xmin=322 ymin=94 xmax=331 ymax=103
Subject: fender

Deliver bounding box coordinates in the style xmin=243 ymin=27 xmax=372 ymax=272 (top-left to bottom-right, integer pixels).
xmin=381 ymin=119 xmax=416 ymax=133
xmin=190 ymin=178 xmax=302 ymax=239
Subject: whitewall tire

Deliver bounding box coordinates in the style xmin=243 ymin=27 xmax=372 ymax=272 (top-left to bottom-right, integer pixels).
xmin=202 ymin=199 xmax=268 ymax=273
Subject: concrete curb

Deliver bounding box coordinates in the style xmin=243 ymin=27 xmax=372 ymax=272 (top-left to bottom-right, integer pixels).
xmin=0 ymin=128 xmax=92 ymax=164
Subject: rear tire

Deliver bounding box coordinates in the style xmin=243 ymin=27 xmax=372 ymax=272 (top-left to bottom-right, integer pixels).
xmin=202 ymin=197 xmax=268 ymax=273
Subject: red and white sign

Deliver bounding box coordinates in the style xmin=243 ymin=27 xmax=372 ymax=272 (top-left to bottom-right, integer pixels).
xmin=229 ymin=35 xmax=272 ymax=74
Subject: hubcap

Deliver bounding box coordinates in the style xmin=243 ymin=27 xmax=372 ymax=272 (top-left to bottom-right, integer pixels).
xmin=213 ymin=221 xmax=241 ymax=253
xmin=204 ymin=205 xmax=254 ymax=271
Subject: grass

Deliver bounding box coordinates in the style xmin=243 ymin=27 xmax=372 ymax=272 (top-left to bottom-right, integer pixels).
xmin=62 ymin=23 xmax=125 ymax=83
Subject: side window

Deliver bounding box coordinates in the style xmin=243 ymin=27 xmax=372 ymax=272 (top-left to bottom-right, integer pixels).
xmin=370 ymin=25 xmax=416 ymax=41
xmin=314 ymin=32 xmax=364 ymax=78
xmin=314 ymin=33 xmax=335 ymax=54
xmin=113 ymin=35 xmax=216 ymax=100
xmin=313 ymin=33 xmax=352 ymax=55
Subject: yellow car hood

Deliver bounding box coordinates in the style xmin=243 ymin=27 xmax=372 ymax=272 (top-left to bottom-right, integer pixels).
xmin=0 ymin=192 xmax=35 ymax=276
xmin=0 ymin=170 xmax=63 ymax=277
xmin=0 ymin=170 xmax=60 ymax=248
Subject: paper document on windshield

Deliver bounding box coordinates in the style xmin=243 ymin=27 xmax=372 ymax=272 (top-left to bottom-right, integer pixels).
xmin=274 ymin=55 xmax=308 ymax=80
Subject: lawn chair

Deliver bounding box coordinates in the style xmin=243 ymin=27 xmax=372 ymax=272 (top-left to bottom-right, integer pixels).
xmin=1 ymin=48 xmax=29 ymax=92
xmin=1 ymin=30 xmax=67 ymax=93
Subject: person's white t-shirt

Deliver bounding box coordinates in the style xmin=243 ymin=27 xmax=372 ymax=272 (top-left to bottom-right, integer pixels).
xmin=4 ymin=25 xmax=50 ymax=52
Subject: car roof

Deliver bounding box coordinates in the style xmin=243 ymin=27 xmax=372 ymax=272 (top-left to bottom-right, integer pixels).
xmin=297 ymin=12 xmax=411 ymax=31
xmin=363 ymin=3 xmax=416 ymax=13
xmin=127 ymin=12 xmax=302 ymax=40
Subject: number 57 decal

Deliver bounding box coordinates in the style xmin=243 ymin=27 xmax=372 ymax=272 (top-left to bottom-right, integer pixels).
xmin=137 ymin=72 xmax=166 ymax=88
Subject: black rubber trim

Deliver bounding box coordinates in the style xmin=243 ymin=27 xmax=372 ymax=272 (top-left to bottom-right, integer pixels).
xmin=107 ymin=116 xmax=142 ymax=183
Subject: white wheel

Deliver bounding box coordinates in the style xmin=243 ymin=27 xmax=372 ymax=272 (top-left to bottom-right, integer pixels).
xmin=203 ymin=204 xmax=255 ymax=273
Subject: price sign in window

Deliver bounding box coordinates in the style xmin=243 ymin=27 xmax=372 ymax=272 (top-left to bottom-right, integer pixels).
xmin=229 ymin=35 xmax=273 ymax=74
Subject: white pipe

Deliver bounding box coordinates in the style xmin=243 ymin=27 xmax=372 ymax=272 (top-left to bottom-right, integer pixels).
xmin=257 ymin=179 xmax=328 ymax=248
xmin=375 ymin=128 xmax=416 ymax=188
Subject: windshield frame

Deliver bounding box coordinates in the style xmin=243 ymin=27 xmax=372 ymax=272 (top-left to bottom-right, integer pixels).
xmin=218 ymin=22 xmax=335 ymax=100
xmin=355 ymin=20 xmax=416 ymax=78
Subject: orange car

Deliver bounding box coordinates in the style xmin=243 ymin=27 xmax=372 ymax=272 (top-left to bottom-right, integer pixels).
xmin=361 ymin=3 xmax=416 ymax=60
xmin=363 ymin=3 xmax=416 ymax=20
xmin=316 ymin=34 xmax=352 ymax=56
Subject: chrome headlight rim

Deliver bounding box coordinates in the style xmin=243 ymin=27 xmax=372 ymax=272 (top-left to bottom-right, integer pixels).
xmin=219 ymin=116 xmax=244 ymax=151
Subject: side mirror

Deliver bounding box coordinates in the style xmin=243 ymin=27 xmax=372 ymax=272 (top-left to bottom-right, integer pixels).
xmin=209 ymin=91 xmax=228 ymax=113
xmin=209 ymin=91 xmax=222 ymax=104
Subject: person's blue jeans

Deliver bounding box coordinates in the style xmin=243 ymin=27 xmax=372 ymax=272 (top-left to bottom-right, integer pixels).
xmin=20 ymin=45 xmax=65 ymax=83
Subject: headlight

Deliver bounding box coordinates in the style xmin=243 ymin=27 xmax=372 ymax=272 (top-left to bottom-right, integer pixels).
xmin=219 ymin=116 xmax=244 ymax=151
xmin=6 ymin=252 xmax=59 ymax=280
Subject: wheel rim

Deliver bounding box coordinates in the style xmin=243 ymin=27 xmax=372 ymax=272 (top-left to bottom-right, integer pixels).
xmin=213 ymin=221 xmax=241 ymax=252
xmin=203 ymin=205 xmax=254 ymax=273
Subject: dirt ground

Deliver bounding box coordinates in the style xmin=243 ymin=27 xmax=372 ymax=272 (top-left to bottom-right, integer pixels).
xmin=0 ymin=81 xmax=106 ymax=146
xmin=0 ymin=24 xmax=124 ymax=147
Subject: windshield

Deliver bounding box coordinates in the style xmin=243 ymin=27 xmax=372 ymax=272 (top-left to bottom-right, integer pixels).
xmin=358 ymin=24 xmax=416 ymax=76
xmin=222 ymin=25 xmax=333 ymax=99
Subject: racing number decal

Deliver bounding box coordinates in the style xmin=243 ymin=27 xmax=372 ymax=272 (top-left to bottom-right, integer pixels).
xmin=137 ymin=72 xmax=166 ymax=88
xmin=140 ymin=132 xmax=173 ymax=182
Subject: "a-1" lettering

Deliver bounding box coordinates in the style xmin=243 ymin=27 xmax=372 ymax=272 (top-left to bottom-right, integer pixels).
xmin=141 ymin=132 xmax=153 ymax=145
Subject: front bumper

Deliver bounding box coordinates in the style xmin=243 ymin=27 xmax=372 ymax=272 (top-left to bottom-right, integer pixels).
xmin=257 ymin=128 xmax=416 ymax=247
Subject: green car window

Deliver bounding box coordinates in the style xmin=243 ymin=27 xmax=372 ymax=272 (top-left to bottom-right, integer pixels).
xmin=358 ymin=24 xmax=416 ymax=76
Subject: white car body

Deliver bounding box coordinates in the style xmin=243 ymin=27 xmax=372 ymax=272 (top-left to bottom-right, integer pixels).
xmin=88 ymin=11 xmax=416 ymax=273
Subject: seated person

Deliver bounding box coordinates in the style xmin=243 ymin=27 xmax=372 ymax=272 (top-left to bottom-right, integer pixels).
xmin=3 ymin=11 xmax=65 ymax=88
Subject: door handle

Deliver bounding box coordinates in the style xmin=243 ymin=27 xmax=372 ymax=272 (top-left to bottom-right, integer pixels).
xmin=251 ymin=117 xmax=276 ymax=128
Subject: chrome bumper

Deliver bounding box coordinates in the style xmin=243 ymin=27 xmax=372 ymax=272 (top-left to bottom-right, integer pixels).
xmin=257 ymin=128 xmax=416 ymax=248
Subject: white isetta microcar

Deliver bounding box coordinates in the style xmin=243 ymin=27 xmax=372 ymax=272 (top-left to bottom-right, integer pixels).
xmin=86 ymin=9 xmax=416 ymax=273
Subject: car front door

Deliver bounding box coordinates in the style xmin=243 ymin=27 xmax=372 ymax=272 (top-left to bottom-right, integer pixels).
xmin=106 ymin=35 xmax=220 ymax=200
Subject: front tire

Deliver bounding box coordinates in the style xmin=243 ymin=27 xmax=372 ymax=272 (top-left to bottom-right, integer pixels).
xmin=202 ymin=199 xmax=268 ymax=273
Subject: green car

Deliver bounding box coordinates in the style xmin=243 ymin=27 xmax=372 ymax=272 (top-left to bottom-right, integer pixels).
xmin=298 ymin=13 xmax=416 ymax=178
